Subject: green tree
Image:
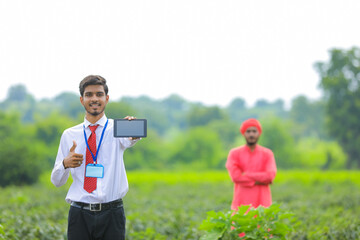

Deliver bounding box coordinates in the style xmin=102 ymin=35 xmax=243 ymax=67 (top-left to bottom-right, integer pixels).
xmin=161 ymin=94 xmax=188 ymax=129
xmin=296 ymin=137 xmax=346 ymax=169
xmin=226 ymin=98 xmax=247 ymax=122
xmin=54 ymin=92 xmax=84 ymax=118
xmin=6 ymin=84 xmax=28 ymax=102
xmin=259 ymin=117 xmax=301 ymax=169
xmin=0 ymin=112 xmax=46 ymax=186
xmin=2 ymin=84 xmax=36 ymax=122
xmin=122 ymin=96 xmax=170 ymax=135
xmin=106 ymin=101 xmax=137 ymax=119
xmin=227 ymin=98 xmax=288 ymax=123
xmin=124 ymin=130 xmax=166 ymax=170
xmin=33 ymin=113 xmax=77 ymax=168
xmin=187 ymin=106 xmax=229 ymax=127
xmin=161 ymin=94 xmax=187 ymax=111
xmin=289 ymin=95 xmax=327 ymax=139
xmin=207 ymin=120 xmax=239 ymax=150
xmin=169 ymin=127 xmax=226 ymax=169
xmin=254 ymin=99 xmax=287 ymax=119
xmin=314 ymin=47 xmax=360 ymax=168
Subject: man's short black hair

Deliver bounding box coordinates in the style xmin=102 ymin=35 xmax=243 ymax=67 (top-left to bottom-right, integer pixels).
xmin=79 ymin=75 xmax=108 ymax=97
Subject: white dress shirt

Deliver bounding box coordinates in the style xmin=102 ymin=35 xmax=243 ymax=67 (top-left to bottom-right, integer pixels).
xmin=51 ymin=115 xmax=139 ymax=204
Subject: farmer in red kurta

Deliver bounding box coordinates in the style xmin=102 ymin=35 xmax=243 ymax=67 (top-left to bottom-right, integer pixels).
xmin=226 ymin=118 xmax=277 ymax=210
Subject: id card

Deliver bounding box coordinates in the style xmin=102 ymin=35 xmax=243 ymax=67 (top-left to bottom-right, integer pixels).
xmin=85 ymin=164 xmax=104 ymax=178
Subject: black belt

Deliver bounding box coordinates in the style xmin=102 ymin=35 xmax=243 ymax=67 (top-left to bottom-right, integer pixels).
xmin=71 ymin=199 xmax=123 ymax=212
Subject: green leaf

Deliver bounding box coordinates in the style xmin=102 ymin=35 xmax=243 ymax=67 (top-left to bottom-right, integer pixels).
xmin=278 ymin=212 xmax=294 ymax=220
xmin=206 ymin=210 xmax=220 ymax=218
xmin=237 ymin=205 xmax=251 ymax=215
xmin=200 ymin=229 xmax=225 ymax=240
xmin=0 ymin=224 xmax=5 ymax=235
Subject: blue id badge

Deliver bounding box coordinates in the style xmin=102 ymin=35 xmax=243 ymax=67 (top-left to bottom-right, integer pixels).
xmin=85 ymin=164 xmax=104 ymax=178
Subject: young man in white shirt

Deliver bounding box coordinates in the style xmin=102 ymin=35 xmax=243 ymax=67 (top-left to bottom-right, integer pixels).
xmin=51 ymin=75 xmax=140 ymax=240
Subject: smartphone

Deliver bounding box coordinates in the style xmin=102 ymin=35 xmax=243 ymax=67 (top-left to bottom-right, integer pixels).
xmin=113 ymin=119 xmax=147 ymax=138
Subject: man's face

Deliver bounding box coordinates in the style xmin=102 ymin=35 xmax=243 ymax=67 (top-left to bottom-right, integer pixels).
xmin=244 ymin=126 xmax=260 ymax=146
xmin=80 ymin=85 xmax=109 ymax=117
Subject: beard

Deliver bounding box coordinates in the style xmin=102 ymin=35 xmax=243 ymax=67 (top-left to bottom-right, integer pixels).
xmin=246 ymin=137 xmax=258 ymax=146
xmin=85 ymin=102 xmax=105 ymax=116
xmin=88 ymin=109 xmax=104 ymax=116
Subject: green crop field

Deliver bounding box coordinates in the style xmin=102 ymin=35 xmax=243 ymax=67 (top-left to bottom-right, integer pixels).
xmin=0 ymin=171 xmax=359 ymax=240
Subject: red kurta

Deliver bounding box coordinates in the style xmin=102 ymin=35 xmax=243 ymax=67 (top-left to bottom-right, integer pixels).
xmin=226 ymin=144 xmax=277 ymax=210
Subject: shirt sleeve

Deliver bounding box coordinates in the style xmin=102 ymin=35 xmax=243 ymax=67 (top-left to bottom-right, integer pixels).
xmin=225 ymin=149 xmax=256 ymax=187
xmin=119 ymin=137 xmax=140 ymax=149
xmin=51 ymin=133 xmax=71 ymax=187
xmin=244 ymin=151 xmax=277 ymax=184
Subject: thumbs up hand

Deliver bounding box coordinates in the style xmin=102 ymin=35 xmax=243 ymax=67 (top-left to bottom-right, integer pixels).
xmin=69 ymin=140 xmax=77 ymax=153
xmin=63 ymin=141 xmax=84 ymax=169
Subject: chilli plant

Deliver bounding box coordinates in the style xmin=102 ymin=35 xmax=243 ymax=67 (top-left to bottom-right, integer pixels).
xmin=199 ymin=204 xmax=296 ymax=240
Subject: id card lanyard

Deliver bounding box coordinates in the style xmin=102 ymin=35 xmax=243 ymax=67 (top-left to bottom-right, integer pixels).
xmin=83 ymin=119 xmax=109 ymax=164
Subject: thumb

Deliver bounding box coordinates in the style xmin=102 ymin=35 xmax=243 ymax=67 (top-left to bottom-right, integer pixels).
xmin=70 ymin=140 xmax=77 ymax=152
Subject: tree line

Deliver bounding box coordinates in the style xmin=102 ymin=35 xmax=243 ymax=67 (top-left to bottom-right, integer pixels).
xmin=1 ymin=47 xmax=359 ymax=186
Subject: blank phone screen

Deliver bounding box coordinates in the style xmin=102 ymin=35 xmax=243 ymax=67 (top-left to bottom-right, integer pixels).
xmin=113 ymin=119 xmax=147 ymax=137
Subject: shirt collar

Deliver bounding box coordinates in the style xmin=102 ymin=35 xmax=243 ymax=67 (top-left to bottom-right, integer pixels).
xmin=245 ymin=144 xmax=258 ymax=152
xmin=83 ymin=115 xmax=108 ymax=128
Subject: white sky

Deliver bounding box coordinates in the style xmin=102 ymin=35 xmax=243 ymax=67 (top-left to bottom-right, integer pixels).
xmin=0 ymin=0 xmax=359 ymax=107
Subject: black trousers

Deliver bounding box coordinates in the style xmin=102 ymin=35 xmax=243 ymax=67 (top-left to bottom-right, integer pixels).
xmin=67 ymin=203 xmax=126 ymax=240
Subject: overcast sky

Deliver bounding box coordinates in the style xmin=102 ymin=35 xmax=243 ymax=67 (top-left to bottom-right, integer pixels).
xmin=1 ymin=0 xmax=359 ymax=107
